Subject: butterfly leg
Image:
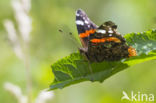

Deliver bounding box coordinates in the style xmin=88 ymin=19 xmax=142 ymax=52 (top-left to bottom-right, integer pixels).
xmin=79 ymin=47 xmax=90 ymax=61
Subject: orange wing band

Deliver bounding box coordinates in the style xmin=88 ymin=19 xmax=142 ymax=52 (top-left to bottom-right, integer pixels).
xmin=90 ymin=37 xmax=121 ymax=43
xmin=79 ymin=29 xmax=96 ymax=38
xmin=128 ymin=46 xmax=137 ymax=57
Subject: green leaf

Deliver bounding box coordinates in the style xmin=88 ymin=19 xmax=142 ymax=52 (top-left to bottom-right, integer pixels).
xmin=50 ymin=29 xmax=156 ymax=90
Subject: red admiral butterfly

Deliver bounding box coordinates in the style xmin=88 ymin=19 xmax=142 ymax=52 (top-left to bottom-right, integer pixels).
xmin=76 ymin=9 xmax=137 ymax=62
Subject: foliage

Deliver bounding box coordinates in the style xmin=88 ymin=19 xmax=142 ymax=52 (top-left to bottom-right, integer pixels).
xmin=50 ymin=29 xmax=156 ymax=90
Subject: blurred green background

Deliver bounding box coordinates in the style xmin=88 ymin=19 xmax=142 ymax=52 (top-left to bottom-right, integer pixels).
xmin=0 ymin=0 xmax=156 ymax=103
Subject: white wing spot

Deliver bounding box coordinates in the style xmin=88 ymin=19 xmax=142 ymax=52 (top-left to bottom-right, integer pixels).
xmin=76 ymin=20 xmax=84 ymax=25
xmin=96 ymin=29 xmax=106 ymax=34
xmin=108 ymin=28 xmax=113 ymax=33
xmin=76 ymin=12 xmax=80 ymax=16
xmin=84 ymin=20 xmax=89 ymax=24
xmin=109 ymin=34 xmax=112 ymax=36
xmin=108 ymin=30 xmax=113 ymax=33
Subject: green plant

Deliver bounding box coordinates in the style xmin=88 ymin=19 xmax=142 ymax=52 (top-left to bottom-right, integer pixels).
xmin=50 ymin=29 xmax=156 ymax=90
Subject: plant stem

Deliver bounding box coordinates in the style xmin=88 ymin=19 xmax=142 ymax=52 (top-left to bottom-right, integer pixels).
xmin=24 ymin=43 xmax=32 ymax=103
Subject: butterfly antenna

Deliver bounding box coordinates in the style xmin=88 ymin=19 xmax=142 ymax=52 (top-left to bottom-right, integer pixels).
xmin=69 ymin=32 xmax=82 ymax=47
xmin=58 ymin=29 xmax=81 ymax=48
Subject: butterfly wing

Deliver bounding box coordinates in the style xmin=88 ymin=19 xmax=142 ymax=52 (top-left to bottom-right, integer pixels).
xmin=76 ymin=9 xmax=98 ymax=48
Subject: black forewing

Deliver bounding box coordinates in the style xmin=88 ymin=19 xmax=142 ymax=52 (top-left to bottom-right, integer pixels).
xmin=76 ymin=9 xmax=98 ymax=47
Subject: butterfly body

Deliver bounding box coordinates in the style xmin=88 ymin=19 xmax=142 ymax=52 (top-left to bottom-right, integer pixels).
xmin=76 ymin=9 xmax=136 ymax=62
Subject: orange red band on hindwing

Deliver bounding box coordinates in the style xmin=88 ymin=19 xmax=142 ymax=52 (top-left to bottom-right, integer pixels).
xmin=79 ymin=29 xmax=96 ymax=38
xmin=90 ymin=37 xmax=121 ymax=43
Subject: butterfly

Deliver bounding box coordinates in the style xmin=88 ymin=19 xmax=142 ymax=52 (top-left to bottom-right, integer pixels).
xmin=76 ymin=9 xmax=137 ymax=62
